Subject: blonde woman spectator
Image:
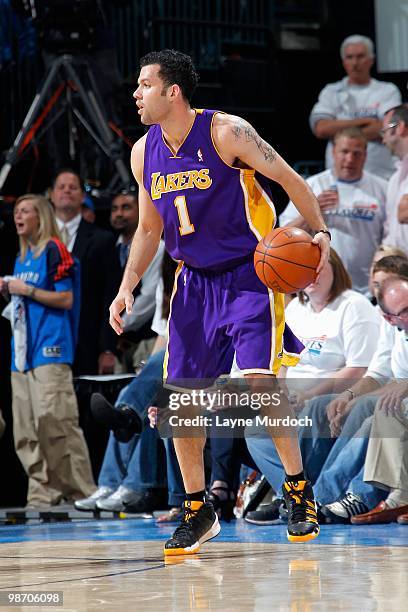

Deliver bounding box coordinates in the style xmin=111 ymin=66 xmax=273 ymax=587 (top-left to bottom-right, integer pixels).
xmin=0 ymin=194 xmax=95 ymax=507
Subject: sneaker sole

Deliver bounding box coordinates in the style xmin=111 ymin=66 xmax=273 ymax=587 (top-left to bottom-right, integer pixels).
xmin=287 ymin=525 xmax=320 ymax=542
xmin=244 ymin=517 xmax=281 ymax=525
xmin=163 ymin=515 xmax=221 ymax=556
xmin=74 ymin=505 xmax=99 ymax=512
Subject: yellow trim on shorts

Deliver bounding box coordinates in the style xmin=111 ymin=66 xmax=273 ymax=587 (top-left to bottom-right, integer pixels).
xmin=163 ymin=261 xmax=184 ymax=381
xmin=270 ymin=290 xmax=287 ymax=374
xmin=281 ymin=352 xmax=301 ymax=367
xmin=239 ymin=172 xmax=293 ymax=374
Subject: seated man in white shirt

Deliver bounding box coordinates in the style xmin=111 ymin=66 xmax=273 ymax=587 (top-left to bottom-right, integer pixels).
xmin=342 ymin=276 xmax=408 ymax=524
xmin=381 ymin=104 xmax=408 ymax=254
xmin=280 ymin=127 xmax=387 ymax=295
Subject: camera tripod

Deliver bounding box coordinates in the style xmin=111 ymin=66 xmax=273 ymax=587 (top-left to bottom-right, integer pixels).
xmin=0 ymin=53 xmax=131 ymax=192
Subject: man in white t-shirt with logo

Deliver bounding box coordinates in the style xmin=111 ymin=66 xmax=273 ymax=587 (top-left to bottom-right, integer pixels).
xmin=310 ymin=34 xmax=401 ymax=179
xmin=280 ymin=127 xmax=387 ymax=295
xmin=381 ymin=104 xmax=408 ymax=255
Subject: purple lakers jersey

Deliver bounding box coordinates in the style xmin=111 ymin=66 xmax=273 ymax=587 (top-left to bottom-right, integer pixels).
xmin=143 ymin=109 xmax=276 ymax=268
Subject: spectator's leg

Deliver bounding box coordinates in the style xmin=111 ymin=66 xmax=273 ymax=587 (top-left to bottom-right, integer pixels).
xmin=314 ymin=417 xmax=372 ymax=505
xmin=115 ymin=350 xmax=165 ymax=420
xmin=348 ymin=464 xmax=386 ymax=509
xmin=33 ymin=364 xmax=95 ymax=501
xmin=164 ymin=438 xmax=185 ymax=508
xmin=364 ymin=403 xmax=408 ymax=493
xmin=122 ymin=426 xmax=167 ymax=492
xmin=11 ymin=371 xmax=61 ymax=506
xmin=299 ymin=394 xmax=336 ymax=483
xmin=98 ymin=431 xmax=139 ymax=490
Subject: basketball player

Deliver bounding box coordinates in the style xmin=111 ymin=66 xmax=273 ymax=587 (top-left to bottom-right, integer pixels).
xmin=109 ymin=50 xmax=331 ymax=555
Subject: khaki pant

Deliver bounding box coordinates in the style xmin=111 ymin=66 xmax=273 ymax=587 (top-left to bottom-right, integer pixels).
xmin=364 ymin=401 xmax=408 ymax=493
xmin=11 ymin=364 xmax=96 ymax=506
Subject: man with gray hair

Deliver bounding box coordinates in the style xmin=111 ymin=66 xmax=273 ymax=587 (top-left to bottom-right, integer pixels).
xmin=310 ymin=34 xmax=401 ymax=179
xmin=349 ymin=276 xmax=408 ymax=524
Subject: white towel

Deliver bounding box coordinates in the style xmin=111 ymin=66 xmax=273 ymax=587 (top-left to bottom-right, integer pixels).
xmin=1 ymin=276 xmax=27 ymax=372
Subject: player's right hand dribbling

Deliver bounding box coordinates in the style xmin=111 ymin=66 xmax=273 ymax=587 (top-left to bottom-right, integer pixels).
xmin=109 ymin=289 xmax=134 ymax=335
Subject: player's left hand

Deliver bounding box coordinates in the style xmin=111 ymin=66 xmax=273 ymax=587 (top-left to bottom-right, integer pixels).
xmin=312 ymin=231 xmax=330 ymax=275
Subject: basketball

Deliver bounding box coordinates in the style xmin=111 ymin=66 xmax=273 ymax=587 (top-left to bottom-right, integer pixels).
xmin=254 ymin=227 xmax=321 ymax=293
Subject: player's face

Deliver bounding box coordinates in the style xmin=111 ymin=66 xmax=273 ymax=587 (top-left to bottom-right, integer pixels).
xmin=110 ymin=195 xmax=139 ymax=233
xmin=304 ymin=259 xmax=334 ymax=302
xmin=380 ymin=284 xmax=408 ymax=330
xmin=342 ymin=43 xmax=373 ymax=84
xmin=14 ymin=199 xmax=39 ymax=240
xmin=133 ymin=64 xmax=171 ymax=125
xmin=51 ymin=172 xmax=84 ymax=215
xmin=332 ymin=137 xmax=366 ymax=181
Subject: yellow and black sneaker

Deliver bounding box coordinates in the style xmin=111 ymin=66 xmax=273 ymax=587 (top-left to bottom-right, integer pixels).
xmin=282 ymin=480 xmax=320 ymax=543
xmin=164 ymin=500 xmax=220 ymax=556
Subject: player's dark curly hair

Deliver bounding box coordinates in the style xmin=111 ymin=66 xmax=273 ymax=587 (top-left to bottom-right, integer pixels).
xmin=140 ymin=49 xmax=199 ymax=102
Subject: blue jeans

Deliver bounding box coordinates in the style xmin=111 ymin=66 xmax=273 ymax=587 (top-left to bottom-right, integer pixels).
xmin=246 ymin=394 xmax=379 ymax=494
xmin=210 ymin=437 xmax=257 ymax=491
xmin=313 ymin=413 xmax=384 ymax=507
xmin=164 ymin=438 xmax=185 ymax=506
xmin=98 ymin=350 xmax=167 ymax=492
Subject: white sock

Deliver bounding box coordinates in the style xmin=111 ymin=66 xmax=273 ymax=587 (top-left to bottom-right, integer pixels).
xmin=385 ymin=488 xmax=408 ymax=508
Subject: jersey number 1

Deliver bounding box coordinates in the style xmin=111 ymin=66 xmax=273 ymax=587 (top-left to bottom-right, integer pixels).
xmin=174 ymin=196 xmax=195 ymax=236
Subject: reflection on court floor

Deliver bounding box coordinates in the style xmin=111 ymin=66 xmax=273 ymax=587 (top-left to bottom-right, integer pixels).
xmin=0 ymin=520 xmax=406 ymax=611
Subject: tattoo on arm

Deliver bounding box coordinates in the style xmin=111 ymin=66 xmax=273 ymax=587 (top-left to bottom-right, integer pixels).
xmin=231 ymin=119 xmax=277 ymax=163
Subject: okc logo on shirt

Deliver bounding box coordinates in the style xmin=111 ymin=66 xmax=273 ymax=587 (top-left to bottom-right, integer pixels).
xmin=150 ymin=169 xmax=212 ymax=200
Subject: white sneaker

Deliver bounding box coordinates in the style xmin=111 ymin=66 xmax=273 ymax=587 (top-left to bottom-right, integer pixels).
xmin=324 ymin=492 xmax=369 ymax=520
xmin=96 ymin=485 xmax=141 ymax=512
xmin=74 ymin=486 xmax=114 ymax=511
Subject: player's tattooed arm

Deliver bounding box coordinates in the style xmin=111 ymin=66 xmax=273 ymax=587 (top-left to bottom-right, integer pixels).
xmin=231 ymin=118 xmax=277 ymax=163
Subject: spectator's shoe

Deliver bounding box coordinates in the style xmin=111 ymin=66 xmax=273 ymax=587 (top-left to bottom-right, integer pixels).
xmin=74 ymin=486 xmax=114 ymax=511
xmin=350 ymin=501 xmax=408 ymax=524
xmin=397 ymin=512 xmax=408 ymax=524
xmin=207 ymin=486 xmax=236 ymax=522
xmin=164 ymin=500 xmax=220 ymax=556
xmin=96 ymin=485 xmax=142 ymax=512
xmin=90 ymin=393 xmax=142 ymax=442
xmin=282 ymin=480 xmax=320 ymax=542
xmin=322 ymin=493 xmax=369 ymax=524
xmin=244 ymin=498 xmax=283 ymax=525
xmin=123 ymin=488 xmax=168 ymax=513
xmin=156 ymin=507 xmax=183 ymax=523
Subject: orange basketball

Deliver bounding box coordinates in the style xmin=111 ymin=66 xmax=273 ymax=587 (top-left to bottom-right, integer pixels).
xmin=254 ymin=227 xmax=321 ymax=293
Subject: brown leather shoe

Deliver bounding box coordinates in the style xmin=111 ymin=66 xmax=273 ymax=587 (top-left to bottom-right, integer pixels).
xmin=397 ymin=512 xmax=408 ymax=525
xmin=351 ymin=501 xmax=408 ymax=524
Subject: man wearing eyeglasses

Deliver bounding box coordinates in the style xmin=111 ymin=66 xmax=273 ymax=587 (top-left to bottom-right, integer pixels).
xmin=347 ymin=276 xmax=408 ymax=525
xmin=381 ymin=104 xmax=408 ymax=254
xmin=310 ymin=34 xmax=401 ymax=179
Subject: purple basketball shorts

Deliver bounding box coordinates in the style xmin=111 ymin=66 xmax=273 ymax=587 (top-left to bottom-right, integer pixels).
xmin=163 ymin=258 xmax=303 ymax=387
